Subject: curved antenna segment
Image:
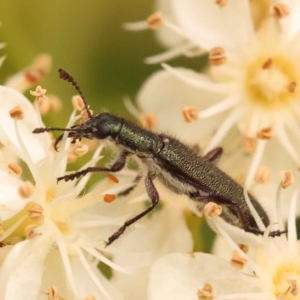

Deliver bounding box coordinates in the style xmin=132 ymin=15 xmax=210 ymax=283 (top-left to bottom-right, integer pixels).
xmin=58 ymin=68 xmax=93 ymax=119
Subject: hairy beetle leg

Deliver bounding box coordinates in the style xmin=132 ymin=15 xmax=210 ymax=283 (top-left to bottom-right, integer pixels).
xmin=105 ymin=172 xmax=159 ymax=247
xmin=57 ymin=150 xmax=131 ymax=182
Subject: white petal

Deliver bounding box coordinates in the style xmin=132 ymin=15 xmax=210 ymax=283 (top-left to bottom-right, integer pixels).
xmin=0 ymin=170 xmax=26 ymax=220
xmin=0 ymin=86 xmax=48 ymax=163
xmin=284 ymin=1 xmax=300 ymax=39
xmin=0 ymin=235 xmax=52 ymax=300
xmin=154 ymin=0 xmax=185 ymax=48
xmin=211 ymin=235 xmax=256 ymax=276
xmin=137 ymin=69 xmax=226 ymax=143
xmin=172 ymin=0 xmax=254 ymax=50
xmin=148 ymin=253 xmax=262 ymax=300
xmin=0 ymin=245 xmax=12 ymax=266
xmin=113 ymin=268 xmax=149 ymax=300
xmin=161 ymin=64 xmax=229 ymax=93
xmin=70 ymin=254 xmax=123 ymax=300
xmin=40 ymin=247 xmax=74 ymax=299
xmin=206 ymin=216 xmax=261 ymax=247
xmin=113 ymin=202 xmax=193 ymax=270
xmin=144 ymin=41 xmax=195 ymax=64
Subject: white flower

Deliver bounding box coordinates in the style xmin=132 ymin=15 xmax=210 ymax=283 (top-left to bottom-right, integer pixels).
xmin=5 ymin=54 xmax=52 ymax=93
xmin=111 ymin=180 xmax=195 ymax=300
xmin=127 ymin=0 xmax=300 ymax=212
xmin=148 ymin=189 xmax=300 ymax=300
xmin=0 ymin=86 xmax=134 ymax=300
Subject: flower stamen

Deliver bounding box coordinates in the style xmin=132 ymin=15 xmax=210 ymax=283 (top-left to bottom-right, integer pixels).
xmin=197 ymin=283 xmax=213 ymax=299
xmin=262 ymin=58 xmax=272 ymax=70
xmin=140 ymin=112 xmax=157 ymax=129
xmin=108 ymin=174 xmax=119 ymax=184
xmin=270 ymin=3 xmax=290 ymax=19
xmin=147 ymin=11 xmax=163 ymax=30
xmin=28 ymin=203 xmax=44 ymax=222
xmin=287 ymin=277 xmax=300 ymax=296
xmin=46 ymin=285 xmax=62 ymax=300
xmin=182 ymin=106 xmax=199 ymax=122
xmin=25 ymin=224 xmax=41 ymax=239
xmin=255 ymin=166 xmax=272 ymax=184
xmin=257 ymin=127 xmax=274 ymax=140
xmin=231 ymin=250 xmax=248 ymax=270
xmin=80 ymin=109 xmax=93 ymax=122
xmin=30 ymin=85 xmax=48 ymax=100
xmin=104 ymin=194 xmax=116 ymax=203
xmin=72 ymin=142 xmax=88 ymax=157
xmin=288 ymin=82 xmax=297 ymax=93
xmin=242 ymin=137 xmax=257 ymax=153
xmin=8 ymin=163 xmax=22 ymax=177
xmin=280 ymin=170 xmax=294 ymax=189
xmin=9 ymin=106 xmax=24 ymax=120
xmin=72 ymin=95 xmax=85 ymax=111
xmin=215 ymin=0 xmax=228 ymax=7
xmin=18 ymin=181 xmax=35 ymax=198
xmin=203 ymin=202 xmax=222 ymax=218
xmin=209 ymin=47 xmax=226 ymax=66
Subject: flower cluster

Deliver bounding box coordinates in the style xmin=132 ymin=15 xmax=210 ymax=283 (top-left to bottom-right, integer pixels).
xmin=2 ymin=0 xmax=300 ymax=299
xmin=0 ymin=86 xmax=139 ymax=299
xmin=127 ymin=0 xmax=300 ymax=212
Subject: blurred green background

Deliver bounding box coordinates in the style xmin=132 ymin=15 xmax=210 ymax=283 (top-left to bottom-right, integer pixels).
xmin=0 ymin=0 xmax=161 ymax=121
xmin=0 ymin=1 xmax=202 ymax=120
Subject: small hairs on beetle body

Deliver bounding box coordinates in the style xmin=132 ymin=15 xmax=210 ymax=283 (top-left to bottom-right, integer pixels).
xmin=33 ymin=69 xmax=286 ymax=246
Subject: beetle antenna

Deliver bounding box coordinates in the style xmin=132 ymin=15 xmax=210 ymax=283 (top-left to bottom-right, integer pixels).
xmin=58 ymin=68 xmax=93 ymax=119
xmin=33 ymin=127 xmax=76 ymax=134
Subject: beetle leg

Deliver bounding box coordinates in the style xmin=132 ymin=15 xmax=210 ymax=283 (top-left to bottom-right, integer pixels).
xmin=242 ymin=225 xmax=287 ymax=237
xmin=105 ymin=172 xmax=159 ymax=246
xmin=57 ymin=150 xmax=131 ymax=182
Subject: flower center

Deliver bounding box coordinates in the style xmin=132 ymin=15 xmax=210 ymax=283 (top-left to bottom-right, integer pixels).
xmin=273 ymin=264 xmax=300 ymax=298
xmin=46 ymin=188 xmax=56 ymax=203
xmin=244 ymin=56 xmax=298 ymax=109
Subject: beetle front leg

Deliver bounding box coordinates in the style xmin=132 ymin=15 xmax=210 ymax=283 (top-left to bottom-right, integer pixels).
xmin=105 ymin=172 xmax=159 ymax=246
xmin=57 ymin=150 xmax=131 ymax=182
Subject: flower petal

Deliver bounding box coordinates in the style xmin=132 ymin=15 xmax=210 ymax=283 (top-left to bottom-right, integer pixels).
xmin=148 ymin=252 xmax=262 ymax=300
xmin=154 ymin=0 xmax=186 ymax=48
xmin=113 ymin=200 xmax=193 ymax=270
xmin=172 ymin=0 xmax=254 ymax=50
xmin=71 ymin=254 xmax=123 ymax=300
xmin=0 ymin=235 xmax=51 ymax=300
xmin=0 ymin=170 xmax=26 ymax=220
xmin=137 ymin=69 xmax=226 ymax=143
xmin=113 ymin=268 xmax=149 ymax=300
xmin=0 ymin=86 xmax=48 ymax=163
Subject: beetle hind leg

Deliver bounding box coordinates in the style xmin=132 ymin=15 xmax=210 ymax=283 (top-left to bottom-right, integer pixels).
xmin=105 ymin=172 xmax=159 ymax=247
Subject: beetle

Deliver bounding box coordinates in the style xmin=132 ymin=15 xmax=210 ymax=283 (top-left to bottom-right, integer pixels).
xmin=33 ymin=69 xmax=284 ymax=246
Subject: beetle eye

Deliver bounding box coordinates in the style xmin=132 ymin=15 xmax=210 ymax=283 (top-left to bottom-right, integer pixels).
xmin=96 ymin=123 xmax=111 ymax=139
